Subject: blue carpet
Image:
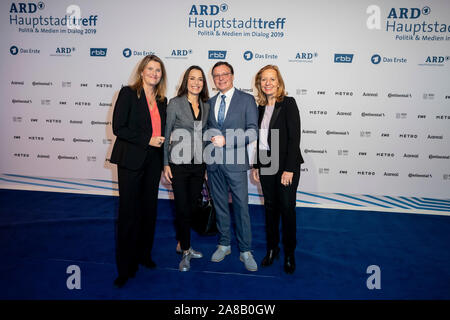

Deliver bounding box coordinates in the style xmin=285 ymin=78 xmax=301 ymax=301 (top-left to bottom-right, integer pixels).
xmin=0 ymin=189 xmax=449 ymax=300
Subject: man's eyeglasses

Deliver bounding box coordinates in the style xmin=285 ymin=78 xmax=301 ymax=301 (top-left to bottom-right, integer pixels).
xmin=212 ymin=72 xmax=232 ymax=79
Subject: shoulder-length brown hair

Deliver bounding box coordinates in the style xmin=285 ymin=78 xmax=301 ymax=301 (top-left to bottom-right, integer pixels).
xmin=254 ymin=65 xmax=286 ymax=106
xmin=130 ymin=54 xmax=167 ymax=101
xmin=177 ymin=65 xmax=210 ymax=102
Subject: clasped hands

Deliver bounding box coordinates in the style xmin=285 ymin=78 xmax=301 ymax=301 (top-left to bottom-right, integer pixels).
xmin=211 ymin=135 xmax=226 ymax=147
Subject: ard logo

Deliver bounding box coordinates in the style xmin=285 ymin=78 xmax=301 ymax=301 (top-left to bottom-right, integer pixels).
xmin=189 ymin=4 xmax=227 ymax=15
xmin=10 ymin=2 xmax=44 ymax=13
xmin=387 ymin=7 xmax=425 ymax=19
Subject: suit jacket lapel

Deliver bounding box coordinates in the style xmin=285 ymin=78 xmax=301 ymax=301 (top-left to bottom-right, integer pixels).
xmin=209 ymin=93 xmax=219 ymax=127
xmin=268 ymin=101 xmax=282 ymax=147
xmin=269 ymin=101 xmax=281 ymax=130
xmin=140 ymin=89 xmax=152 ymax=130
xmin=199 ymin=99 xmax=207 ymax=128
xmin=258 ymin=105 xmax=266 ymax=127
xmin=181 ymin=96 xmax=193 ymax=121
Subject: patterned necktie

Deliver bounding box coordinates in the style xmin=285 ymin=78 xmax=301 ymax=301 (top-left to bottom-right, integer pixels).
xmin=217 ymin=94 xmax=226 ymax=127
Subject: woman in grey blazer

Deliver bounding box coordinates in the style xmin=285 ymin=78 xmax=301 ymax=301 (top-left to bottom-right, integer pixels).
xmin=163 ymin=66 xmax=210 ymax=272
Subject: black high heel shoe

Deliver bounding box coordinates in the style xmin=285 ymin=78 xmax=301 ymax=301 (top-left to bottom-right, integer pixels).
xmin=261 ymin=247 xmax=280 ymax=267
xmin=284 ymin=254 xmax=295 ymax=274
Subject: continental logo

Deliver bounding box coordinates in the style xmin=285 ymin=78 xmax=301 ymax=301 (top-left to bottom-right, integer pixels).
xmin=429 ymin=154 xmax=449 ymax=159
xmin=304 ymin=149 xmax=327 ymax=154
xmin=326 ymin=130 xmax=349 ymax=135
xmin=408 ymin=173 xmax=432 ymax=178
xmin=73 ymin=138 xmax=93 ymax=143
xmin=91 ymin=121 xmax=111 ymax=125
xmin=58 ymin=155 xmax=78 ymax=160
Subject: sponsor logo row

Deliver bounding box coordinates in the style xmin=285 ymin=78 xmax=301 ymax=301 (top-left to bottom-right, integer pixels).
xmin=12 ymin=153 xmax=102 ymax=163
xmin=12 ymin=136 xmax=111 ymax=144
xmin=305 ymin=149 xmax=449 ymax=159
xmin=8 ymin=45 xmax=450 ymax=66
xmin=306 ymin=111 xmax=449 ymax=120
xmin=297 ymin=90 xmax=450 ymax=100
xmin=12 ymin=117 xmax=111 ymax=126
xmin=305 ymin=168 xmax=450 ymax=180
xmin=10 ymin=81 xmax=112 ymax=89
xmin=9 ymin=82 xmax=450 ymax=102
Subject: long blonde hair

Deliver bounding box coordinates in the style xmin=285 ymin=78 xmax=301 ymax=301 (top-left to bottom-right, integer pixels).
xmin=254 ymin=65 xmax=286 ymax=106
xmin=130 ymin=54 xmax=167 ymax=101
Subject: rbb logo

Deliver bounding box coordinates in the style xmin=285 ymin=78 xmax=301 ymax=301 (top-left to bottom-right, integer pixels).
xmin=10 ymin=2 xmax=44 ymax=13
xmin=387 ymin=7 xmax=430 ymax=19
xmin=90 ymin=48 xmax=107 ymax=57
xmin=334 ymin=54 xmax=353 ymax=63
xmin=171 ymin=49 xmax=192 ymax=57
xmin=189 ymin=4 xmax=222 ymax=15
xmin=208 ymin=50 xmax=227 ymax=59
xmin=56 ymin=47 xmax=73 ymax=54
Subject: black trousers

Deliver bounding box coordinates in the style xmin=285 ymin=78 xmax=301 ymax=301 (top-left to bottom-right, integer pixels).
xmin=170 ymin=163 xmax=206 ymax=251
xmin=115 ymin=148 xmax=162 ymax=278
xmin=259 ymin=169 xmax=300 ymax=255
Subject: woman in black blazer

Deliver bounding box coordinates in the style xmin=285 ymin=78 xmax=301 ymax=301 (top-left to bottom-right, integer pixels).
xmin=163 ymin=66 xmax=210 ymax=272
xmin=110 ymin=55 xmax=167 ymax=288
xmin=252 ymin=65 xmax=303 ymax=274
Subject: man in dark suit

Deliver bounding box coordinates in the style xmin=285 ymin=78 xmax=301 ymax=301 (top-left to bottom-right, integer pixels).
xmin=206 ymin=61 xmax=259 ymax=271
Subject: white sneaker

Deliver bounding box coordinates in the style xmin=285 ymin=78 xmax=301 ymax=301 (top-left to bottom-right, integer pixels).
xmin=179 ymin=251 xmax=191 ymax=272
xmin=240 ymin=251 xmax=258 ymax=272
xmin=188 ymin=247 xmax=203 ymax=259
xmin=211 ymin=245 xmax=231 ymax=262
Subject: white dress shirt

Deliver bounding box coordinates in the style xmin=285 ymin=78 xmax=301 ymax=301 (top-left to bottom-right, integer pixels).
xmin=214 ymin=87 xmax=235 ymax=123
xmin=259 ymin=104 xmax=275 ymax=150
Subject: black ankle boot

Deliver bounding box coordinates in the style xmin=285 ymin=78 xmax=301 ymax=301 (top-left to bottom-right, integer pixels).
xmin=284 ymin=254 xmax=295 ymax=274
xmin=261 ymin=247 xmax=280 ymax=267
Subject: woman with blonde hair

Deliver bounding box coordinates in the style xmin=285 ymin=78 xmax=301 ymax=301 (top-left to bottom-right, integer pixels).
xmin=110 ymin=55 xmax=167 ymax=287
xmin=252 ymin=65 xmax=303 ymax=274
